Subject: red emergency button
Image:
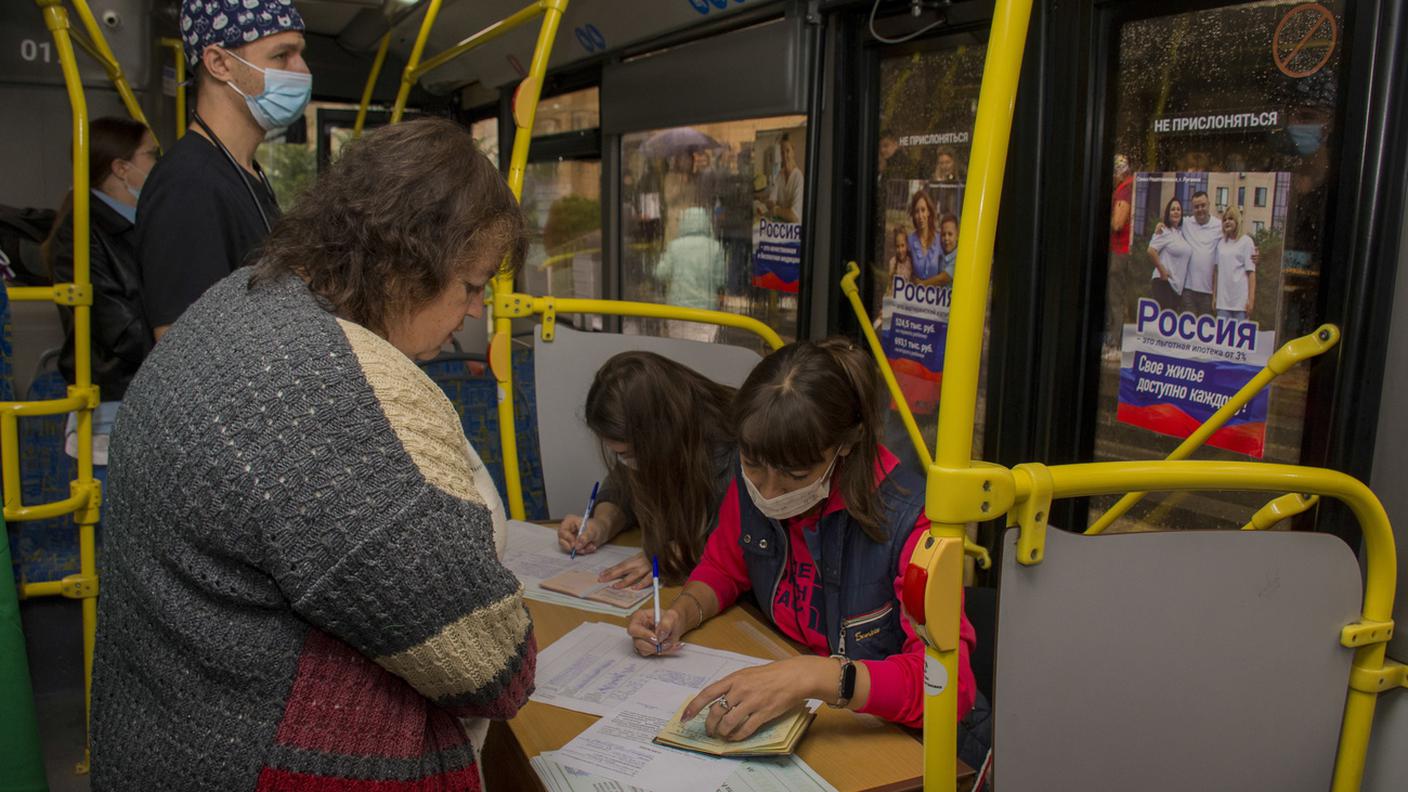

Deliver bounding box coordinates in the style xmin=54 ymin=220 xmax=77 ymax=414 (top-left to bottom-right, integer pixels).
xmin=902 ymin=564 xmax=929 ymax=625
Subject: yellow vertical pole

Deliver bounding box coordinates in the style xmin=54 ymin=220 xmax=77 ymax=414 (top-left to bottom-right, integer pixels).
xmin=354 ymin=32 xmax=394 ymax=138
xmin=495 ymin=0 xmax=568 ymax=520
xmin=67 ymin=0 xmax=154 ymax=135
xmin=36 ymin=0 xmax=100 ymax=773
xmin=390 ymin=0 xmax=446 ymax=124
xmin=354 ymin=32 xmax=393 ymax=138
xmin=160 ymin=38 xmax=186 ymax=139
xmin=924 ymin=0 xmax=1033 ymax=787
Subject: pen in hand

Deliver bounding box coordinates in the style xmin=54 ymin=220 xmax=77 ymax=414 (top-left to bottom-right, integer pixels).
xmin=571 ymin=481 xmax=600 ymax=560
xmin=652 ymin=555 xmax=662 ymax=655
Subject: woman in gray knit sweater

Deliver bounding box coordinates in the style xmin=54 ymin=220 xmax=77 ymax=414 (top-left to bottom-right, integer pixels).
xmin=91 ymin=118 xmax=535 ymax=791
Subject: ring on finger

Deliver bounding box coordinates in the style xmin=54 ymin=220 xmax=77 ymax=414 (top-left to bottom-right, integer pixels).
xmin=715 ymin=695 xmax=732 ymax=712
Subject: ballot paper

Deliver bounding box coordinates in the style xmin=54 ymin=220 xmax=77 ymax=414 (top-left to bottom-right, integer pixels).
xmin=531 ymin=750 xmax=838 ymax=792
xmin=503 ymin=520 xmax=648 ymax=616
xmin=554 ymin=681 xmax=733 ymax=792
xmin=533 ymin=622 xmax=767 ymax=717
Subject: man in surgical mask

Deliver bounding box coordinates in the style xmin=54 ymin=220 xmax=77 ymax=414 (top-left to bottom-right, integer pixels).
xmin=138 ymin=0 xmax=311 ymax=342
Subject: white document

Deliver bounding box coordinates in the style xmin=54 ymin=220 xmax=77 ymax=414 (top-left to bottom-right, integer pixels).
xmin=504 ymin=520 xmax=646 ymax=616
xmin=533 ymin=622 xmax=767 ymax=717
xmin=554 ymin=681 xmax=734 ymax=792
xmin=532 ymin=751 xmax=837 ymax=792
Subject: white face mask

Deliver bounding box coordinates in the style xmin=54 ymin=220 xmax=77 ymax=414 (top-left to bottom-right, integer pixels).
xmin=742 ymin=452 xmax=840 ymax=521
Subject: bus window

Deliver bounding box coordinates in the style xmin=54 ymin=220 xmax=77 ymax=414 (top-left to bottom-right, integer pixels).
xmin=520 ymin=88 xmax=601 ymax=327
xmin=1092 ymin=0 xmax=1345 ymax=532
xmin=620 ymin=115 xmax=807 ymax=351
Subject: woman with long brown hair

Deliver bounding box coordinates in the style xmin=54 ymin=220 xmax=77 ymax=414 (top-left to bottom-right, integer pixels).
xmin=557 ymin=350 xmax=737 ymax=588
xmin=625 ymin=337 xmax=989 ymax=769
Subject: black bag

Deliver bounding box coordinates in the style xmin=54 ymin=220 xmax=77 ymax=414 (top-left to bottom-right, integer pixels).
xmin=0 ymin=205 xmax=58 ymax=286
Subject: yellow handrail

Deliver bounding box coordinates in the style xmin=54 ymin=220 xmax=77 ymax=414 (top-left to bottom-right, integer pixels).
xmin=1023 ymin=460 xmax=1395 ymax=792
xmin=840 ymin=261 xmax=934 ymax=469
xmin=159 ymin=37 xmax=186 ymax=140
xmin=67 ymin=0 xmax=155 ymax=141
xmin=1086 ymin=324 xmax=1340 ymax=534
xmin=6 ymin=1 xmax=104 ymax=774
xmin=353 ymin=31 xmax=392 ymax=138
xmin=916 ymin=0 xmax=1034 ymax=787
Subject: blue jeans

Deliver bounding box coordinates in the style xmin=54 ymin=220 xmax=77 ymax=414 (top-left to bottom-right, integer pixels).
xmin=1216 ymin=309 xmax=1247 ymax=320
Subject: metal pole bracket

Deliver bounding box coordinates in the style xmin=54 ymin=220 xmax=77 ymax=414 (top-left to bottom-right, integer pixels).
xmin=1347 ymin=659 xmax=1406 ymax=694
xmin=1341 ymin=619 xmax=1394 ymax=649
xmin=1009 ymin=462 xmax=1053 ymax=566
xmin=53 ymin=282 xmax=93 ymax=306
xmin=925 ymin=460 xmax=1014 ymax=525
xmin=59 ymin=572 xmax=98 ymax=600
xmin=541 ymin=298 xmax=557 ymax=342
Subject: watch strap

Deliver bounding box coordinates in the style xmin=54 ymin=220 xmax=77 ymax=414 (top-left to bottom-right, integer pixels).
xmin=829 ymin=654 xmax=856 ymax=708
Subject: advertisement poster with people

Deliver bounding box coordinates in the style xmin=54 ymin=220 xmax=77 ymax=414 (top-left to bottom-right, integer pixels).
xmin=751 ymin=126 xmax=805 ymax=293
xmin=1113 ymin=170 xmax=1289 ymax=458
xmin=877 ymin=180 xmax=965 ymax=413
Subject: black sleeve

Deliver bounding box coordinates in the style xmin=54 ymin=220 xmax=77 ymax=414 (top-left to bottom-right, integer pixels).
xmin=138 ymin=175 xmax=239 ymax=328
xmin=90 ymin=235 xmax=153 ymax=366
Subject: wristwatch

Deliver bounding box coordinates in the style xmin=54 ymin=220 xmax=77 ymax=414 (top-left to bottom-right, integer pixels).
xmin=829 ymin=654 xmax=856 ymax=708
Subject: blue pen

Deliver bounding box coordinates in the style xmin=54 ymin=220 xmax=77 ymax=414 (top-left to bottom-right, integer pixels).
xmin=652 ymin=555 xmax=662 ymax=655
xmin=571 ymin=481 xmax=600 ymax=560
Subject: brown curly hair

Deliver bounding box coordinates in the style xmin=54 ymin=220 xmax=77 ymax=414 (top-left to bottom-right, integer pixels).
xmin=250 ymin=117 xmax=526 ymax=334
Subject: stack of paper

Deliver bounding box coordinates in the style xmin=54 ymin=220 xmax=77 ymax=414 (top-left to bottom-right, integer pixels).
xmin=655 ymin=700 xmax=815 ymax=757
xmin=531 ymin=750 xmax=837 ymax=792
xmin=503 ymin=520 xmax=648 ymax=616
xmin=532 ymin=622 xmax=766 ymax=716
xmin=547 ymin=680 xmax=834 ymax=792
xmin=540 ymin=569 xmax=652 ymax=609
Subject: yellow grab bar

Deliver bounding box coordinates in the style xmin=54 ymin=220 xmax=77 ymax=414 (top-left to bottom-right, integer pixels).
xmin=159 ymin=37 xmax=186 ymax=140
xmin=353 ymin=32 xmax=392 ymax=138
xmin=67 ymin=0 xmax=155 ymax=142
xmin=840 ymin=262 xmax=933 ymax=469
xmin=1087 ymin=324 xmax=1340 ymax=534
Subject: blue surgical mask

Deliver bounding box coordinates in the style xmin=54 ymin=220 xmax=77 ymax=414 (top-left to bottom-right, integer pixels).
xmin=222 ymin=49 xmax=312 ymax=131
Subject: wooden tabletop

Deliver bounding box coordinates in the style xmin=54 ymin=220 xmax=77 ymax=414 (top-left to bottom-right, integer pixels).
xmin=486 ymin=523 xmax=971 ymax=792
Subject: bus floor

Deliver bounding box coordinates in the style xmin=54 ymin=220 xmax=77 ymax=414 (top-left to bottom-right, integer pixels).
xmin=20 ymin=597 xmax=90 ymax=792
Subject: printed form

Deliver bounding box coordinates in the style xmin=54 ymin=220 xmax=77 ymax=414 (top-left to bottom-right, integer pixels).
xmin=532 ymin=622 xmax=767 ymax=717
xmin=553 ymin=680 xmax=734 ymax=792
xmin=532 ymin=749 xmax=837 ymax=792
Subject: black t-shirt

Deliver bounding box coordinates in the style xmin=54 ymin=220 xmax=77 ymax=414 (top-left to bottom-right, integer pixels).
xmin=136 ymin=132 xmax=280 ymax=328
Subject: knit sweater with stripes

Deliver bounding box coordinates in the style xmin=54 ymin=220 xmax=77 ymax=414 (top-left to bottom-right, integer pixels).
xmin=90 ymin=272 xmax=536 ymax=790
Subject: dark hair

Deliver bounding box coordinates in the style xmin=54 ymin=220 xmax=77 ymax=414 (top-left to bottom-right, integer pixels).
xmin=1191 ymin=190 xmax=1210 ymax=202
xmin=733 ymin=337 xmax=888 ymax=542
xmin=42 ymin=117 xmax=148 ymax=272
xmin=251 ymin=118 xmax=525 ymax=334
xmin=939 ymin=212 xmax=959 ymax=230
xmin=909 ymin=189 xmax=939 ymax=246
xmin=585 ymin=351 xmax=736 ymax=582
xmin=1162 ymin=197 xmax=1183 ymax=228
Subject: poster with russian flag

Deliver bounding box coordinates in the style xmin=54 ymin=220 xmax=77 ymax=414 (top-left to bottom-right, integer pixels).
xmin=751 ymin=218 xmax=801 ymax=293
xmin=751 ymin=125 xmax=805 ymax=294
xmin=1112 ymin=170 xmax=1289 ymax=459
xmin=1117 ymin=299 xmax=1275 ymax=457
xmin=879 ymin=279 xmax=950 ymax=414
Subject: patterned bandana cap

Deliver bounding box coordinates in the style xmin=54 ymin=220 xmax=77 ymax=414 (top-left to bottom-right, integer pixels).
xmin=181 ymin=0 xmax=305 ymax=67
